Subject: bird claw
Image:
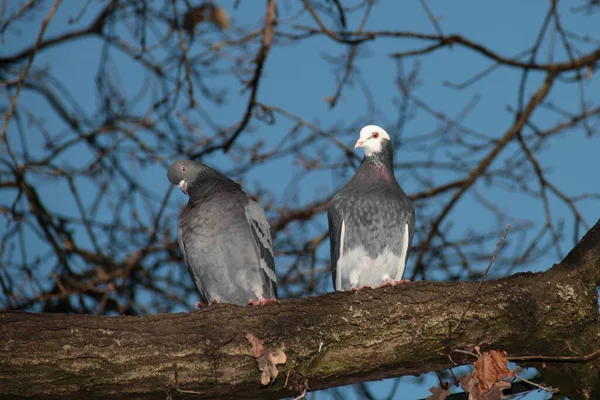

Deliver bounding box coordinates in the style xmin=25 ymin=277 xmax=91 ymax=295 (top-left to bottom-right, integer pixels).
xmin=375 ymin=279 xmax=412 ymax=289
xmin=350 ymin=284 xmax=371 ymax=293
xmin=248 ymin=297 xmax=279 ymax=306
xmin=194 ymin=299 xmax=218 ymax=309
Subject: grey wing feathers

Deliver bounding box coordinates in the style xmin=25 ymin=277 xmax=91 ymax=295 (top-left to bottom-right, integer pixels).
xmin=392 ymin=208 xmax=414 ymax=281
xmin=244 ymin=200 xmax=278 ymax=299
xmin=327 ymin=198 xmax=343 ymax=290
xmin=177 ymin=224 xmax=210 ymax=303
xmin=400 ymin=202 xmax=416 ymax=258
xmin=408 ymin=203 xmax=416 ymax=253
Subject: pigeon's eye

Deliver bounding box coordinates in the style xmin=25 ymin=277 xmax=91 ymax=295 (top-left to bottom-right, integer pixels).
xmin=181 ymin=165 xmax=187 ymax=173
xmin=372 ymin=131 xmax=379 ymax=139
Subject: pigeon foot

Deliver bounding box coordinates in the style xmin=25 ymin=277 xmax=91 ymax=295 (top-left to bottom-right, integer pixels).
xmin=248 ymin=296 xmax=279 ymax=306
xmin=194 ymin=300 xmax=218 ymax=309
xmin=376 ymin=279 xmax=412 ymax=288
xmin=350 ymin=284 xmax=371 ymax=293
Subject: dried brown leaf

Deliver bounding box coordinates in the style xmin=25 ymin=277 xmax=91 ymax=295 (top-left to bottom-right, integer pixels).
xmin=246 ymin=332 xmax=286 ymax=386
xmin=246 ymin=332 xmax=264 ymax=358
xmin=182 ymin=4 xmax=229 ymax=33
xmin=458 ymin=373 xmax=475 ymax=394
xmin=458 ymin=350 xmax=513 ymax=400
xmin=482 ymin=381 xmax=511 ymax=400
xmin=270 ymin=348 xmax=287 ymax=364
xmin=211 ymin=7 xmax=230 ymax=30
xmin=472 ymin=350 xmax=512 ymax=395
xmin=426 ymin=385 xmax=451 ymax=400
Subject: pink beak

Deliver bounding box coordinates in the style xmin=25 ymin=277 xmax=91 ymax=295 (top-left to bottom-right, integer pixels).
xmin=354 ymin=140 xmax=364 ymax=149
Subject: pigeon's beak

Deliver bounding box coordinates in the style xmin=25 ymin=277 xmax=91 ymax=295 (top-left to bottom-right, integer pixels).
xmin=178 ymin=180 xmax=188 ymax=195
xmin=354 ymin=140 xmax=364 ymax=149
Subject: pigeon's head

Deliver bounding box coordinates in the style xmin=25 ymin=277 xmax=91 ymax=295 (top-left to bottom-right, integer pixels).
xmin=355 ymin=125 xmax=391 ymax=157
xmin=167 ymin=160 xmax=203 ymax=195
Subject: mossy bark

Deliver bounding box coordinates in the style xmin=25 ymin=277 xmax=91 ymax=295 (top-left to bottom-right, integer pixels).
xmin=1 ymin=220 xmax=599 ymax=399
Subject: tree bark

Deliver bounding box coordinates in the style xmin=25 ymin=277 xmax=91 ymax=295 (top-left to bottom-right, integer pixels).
xmin=1 ymin=220 xmax=599 ymax=400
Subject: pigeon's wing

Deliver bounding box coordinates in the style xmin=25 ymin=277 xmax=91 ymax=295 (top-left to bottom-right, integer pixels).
xmin=385 ymin=195 xmax=416 ymax=281
xmin=390 ymin=211 xmax=412 ymax=281
xmin=244 ymin=200 xmax=278 ymax=299
xmin=327 ymin=195 xmax=344 ymax=291
xmin=178 ymin=223 xmax=210 ymax=303
xmin=408 ymin=202 xmax=416 ymax=252
xmin=394 ymin=202 xmax=415 ymax=280
xmin=179 ymin=210 xmax=268 ymax=305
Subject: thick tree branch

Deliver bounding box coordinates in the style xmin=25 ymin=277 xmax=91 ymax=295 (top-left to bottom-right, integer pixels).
xmin=1 ymin=219 xmax=599 ymax=399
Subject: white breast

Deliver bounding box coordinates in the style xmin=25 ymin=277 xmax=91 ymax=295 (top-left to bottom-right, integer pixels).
xmin=335 ymin=222 xmax=409 ymax=290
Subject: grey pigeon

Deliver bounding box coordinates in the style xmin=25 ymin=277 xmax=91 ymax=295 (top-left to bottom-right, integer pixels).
xmin=328 ymin=125 xmax=415 ymax=291
xmin=167 ymin=160 xmax=277 ymax=306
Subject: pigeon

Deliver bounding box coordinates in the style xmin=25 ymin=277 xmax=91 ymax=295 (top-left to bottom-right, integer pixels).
xmin=167 ymin=160 xmax=277 ymax=306
xmin=327 ymin=125 xmax=415 ymax=291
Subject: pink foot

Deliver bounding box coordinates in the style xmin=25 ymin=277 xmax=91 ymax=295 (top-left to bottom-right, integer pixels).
xmin=194 ymin=299 xmax=218 ymax=309
xmin=376 ymin=279 xmax=412 ymax=289
xmin=351 ymin=284 xmax=371 ymax=293
xmin=248 ymin=296 xmax=279 ymax=306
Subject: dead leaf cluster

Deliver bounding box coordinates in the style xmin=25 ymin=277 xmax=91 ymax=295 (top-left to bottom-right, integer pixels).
xmin=427 ymin=385 xmax=451 ymax=400
xmin=246 ymin=332 xmax=287 ymax=386
xmin=464 ymin=349 xmax=513 ymax=398
xmin=182 ymin=3 xmax=230 ymax=35
xmin=428 ymin=348 xmax=513 ymax=400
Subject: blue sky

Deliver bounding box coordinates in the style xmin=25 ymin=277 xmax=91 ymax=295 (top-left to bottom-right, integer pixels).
xmin=2 ymin=1 xmax=598 ymax=399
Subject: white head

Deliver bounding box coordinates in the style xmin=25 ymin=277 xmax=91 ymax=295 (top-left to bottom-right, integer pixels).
xmin=354 ymin=125 xmax=391 ymax=157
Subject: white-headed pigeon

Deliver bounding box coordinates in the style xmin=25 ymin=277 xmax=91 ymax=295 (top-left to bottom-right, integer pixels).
xmin=167 ymin=160 xmax=278 ymax=306
xmin=328 ymin=125 xmax=415 ymax=291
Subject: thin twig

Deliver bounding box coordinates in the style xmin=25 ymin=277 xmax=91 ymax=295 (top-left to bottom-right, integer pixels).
xmin=513 ymin=374 xmax=559 ymax=393
xmin=419 ymin=0 xmax=443 ymax=36
xmin=300 ymin=0 xmax=371 ymax=45
xmin=172 ymin=0 xmax=196 ymax=108
xmin=452 ymin=348 xmax=479 ymax=358
xmin=292 ymin=388 xmax=307 ymax=400
xmin=221 ymin=0 xmax=277 ymax=152
xmin=413 ymin=71 xmax=556 ymax=280
xmin=0 ymin=0 xmax=63 ymax=155
xmin=452 ymin=225 xmax=510 ymax=332
xmin=509 ymin=348 xmax=600 ymax=363
xmin=327 ymin=1 xmax=374 ymax=108
xmin=176 ymin=388 xmax=204 ymax=395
